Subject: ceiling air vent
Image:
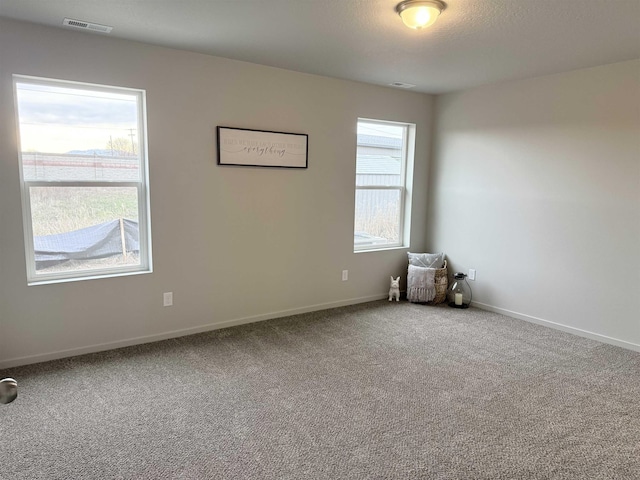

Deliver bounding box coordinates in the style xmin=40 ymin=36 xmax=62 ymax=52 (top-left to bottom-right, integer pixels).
xmin=63 ymin=18 xmax=113 ymax=34
xmin=389 ymin=82 xmax=416 ymax=89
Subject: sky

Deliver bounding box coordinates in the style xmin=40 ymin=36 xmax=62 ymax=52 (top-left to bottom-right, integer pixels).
xmin=16 ymin=81 xmax=140 ymax=154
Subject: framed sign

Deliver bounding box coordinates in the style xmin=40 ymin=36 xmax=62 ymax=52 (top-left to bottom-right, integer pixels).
xmin=217 ymin=126 xmax=308 ymax=168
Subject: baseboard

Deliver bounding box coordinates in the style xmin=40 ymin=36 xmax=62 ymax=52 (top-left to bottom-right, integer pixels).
xmin=4 ymin=295 xmax=635 ymax=370
xmin=471 ymin=301 xmax=640 ymax=353
xmin=0 ymin=293 xmax=388 ymax=370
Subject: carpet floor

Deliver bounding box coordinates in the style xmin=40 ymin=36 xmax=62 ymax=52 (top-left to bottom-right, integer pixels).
xmin=1 ymin=301 xmax=638 ymax=479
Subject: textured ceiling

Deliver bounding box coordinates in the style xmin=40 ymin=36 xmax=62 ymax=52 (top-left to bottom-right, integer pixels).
xmin=1 ymin=0 xmax=639 ymax=94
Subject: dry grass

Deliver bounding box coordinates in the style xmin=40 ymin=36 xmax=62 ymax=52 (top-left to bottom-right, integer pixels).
xmin=354 ymin=202 xmax=400 ymax=242
xmin=30 ymin=186 xmax=138 ymax=236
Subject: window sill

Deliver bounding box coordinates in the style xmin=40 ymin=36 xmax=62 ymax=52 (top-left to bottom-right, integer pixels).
xmin=354 ymin=245 xmax=409 ymax=254
xmin=28 ymin=268 xmax=152 ymax=286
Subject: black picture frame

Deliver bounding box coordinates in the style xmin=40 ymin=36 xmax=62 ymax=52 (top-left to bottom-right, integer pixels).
xmin=217 ymin=126 xmax=308 ymax=169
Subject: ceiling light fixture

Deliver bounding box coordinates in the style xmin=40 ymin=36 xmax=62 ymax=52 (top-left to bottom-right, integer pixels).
xmin=396 ymin=0 xmax=446 ymax=30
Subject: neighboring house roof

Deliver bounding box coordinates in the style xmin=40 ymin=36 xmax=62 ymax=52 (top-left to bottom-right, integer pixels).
xmin=357 ymin=134 xmax=402 ymax=149
xmin=356 ymin=134 xmax=402 ymax=175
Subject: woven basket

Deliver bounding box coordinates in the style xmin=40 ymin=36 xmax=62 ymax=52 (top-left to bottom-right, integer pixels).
xmin=427 ymin=260 xmax=448 ymax=304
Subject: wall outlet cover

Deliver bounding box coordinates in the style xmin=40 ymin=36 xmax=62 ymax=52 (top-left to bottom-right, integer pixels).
xmin=163 ymin=292 xmax=173 ymax=306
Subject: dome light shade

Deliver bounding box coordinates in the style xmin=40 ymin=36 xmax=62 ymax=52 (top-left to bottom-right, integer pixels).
xmin=396 ymin=0 xmax=446 ymax=29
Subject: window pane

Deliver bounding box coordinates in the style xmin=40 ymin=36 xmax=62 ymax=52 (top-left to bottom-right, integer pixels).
xmin=16 ymin=83 xmax=141 ymax=182
xmin=30 ymin=186 xmax=140 ymax=275
xmin=14 ymin=76 xmax=151 ymax=283
xmin=354 ymin=118 xmax=413 ymax=251
xmin=354 ymin=189 xmax=401 ymax=247
xmin=356 ymin=122 xmax=404 ymax=187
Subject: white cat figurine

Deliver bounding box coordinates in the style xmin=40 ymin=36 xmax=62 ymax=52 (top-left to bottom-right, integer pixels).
xmin=389 ymin=276 xmax=400 ymax=302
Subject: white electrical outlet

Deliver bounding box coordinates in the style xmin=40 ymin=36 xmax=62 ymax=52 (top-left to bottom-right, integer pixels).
xmin=342 ymin=270 xmax=349 ymax=281
xmin=468 ymin=269 xmax=476 ymax=281
xmin=163 ymin=292 xmax=173 ymax=307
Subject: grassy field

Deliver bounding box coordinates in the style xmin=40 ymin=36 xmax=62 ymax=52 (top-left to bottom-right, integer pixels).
xmin=30 ymin=186 xmax=138 ymax=236
xmin=354 ymin=195 xmax=400 ymax=243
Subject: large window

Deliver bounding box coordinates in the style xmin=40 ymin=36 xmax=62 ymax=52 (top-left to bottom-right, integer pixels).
xmin=14 ymin=76 xmax=152 ymax=284
xmin=354 ymin=119 xmax=414 ymax=251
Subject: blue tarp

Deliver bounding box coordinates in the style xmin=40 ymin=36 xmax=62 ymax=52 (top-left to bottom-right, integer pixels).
xmin=34 ymin=219 xmax=139 ymax=268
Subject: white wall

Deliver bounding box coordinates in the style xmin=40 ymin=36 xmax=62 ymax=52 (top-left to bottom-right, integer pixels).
xmin=0 ymin=19 xmax=433 ymax=368
xmin=428 ymin=60 xmax=640 ymax=350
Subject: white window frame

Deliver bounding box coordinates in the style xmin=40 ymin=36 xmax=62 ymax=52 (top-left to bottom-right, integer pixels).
xmin=354 ymin=118 xmax=415 ymax=252
xmin=13 ymin=75 xmax=153 ymax=285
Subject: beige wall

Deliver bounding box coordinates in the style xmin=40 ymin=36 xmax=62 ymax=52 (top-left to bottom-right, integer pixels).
xmin=0 ymin=19 xmax=433 ymax=367
xmin=428 ymin=60 xmax=640 ymax=349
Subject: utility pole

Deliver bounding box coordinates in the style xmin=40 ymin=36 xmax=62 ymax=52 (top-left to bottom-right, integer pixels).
xmin=128 ymin=128 xmax=136 ymax=155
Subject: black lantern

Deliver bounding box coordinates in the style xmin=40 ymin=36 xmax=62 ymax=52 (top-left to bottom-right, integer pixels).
xmin=448 ymin=272 xmax=472 ymax=309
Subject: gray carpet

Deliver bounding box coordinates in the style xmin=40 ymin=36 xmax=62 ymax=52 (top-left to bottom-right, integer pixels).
xmin=1 ymin=301 xmax=638 ymax=479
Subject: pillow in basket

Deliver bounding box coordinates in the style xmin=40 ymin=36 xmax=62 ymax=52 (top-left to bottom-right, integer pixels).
xmin=408 ymin=252 xmax=445 ymax=269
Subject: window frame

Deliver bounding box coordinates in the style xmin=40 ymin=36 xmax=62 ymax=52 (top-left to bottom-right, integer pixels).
xmin=354 ymin=118 xmax=414 ymax=253
xmin=13 ymin=75 xmax=153 ymax=285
